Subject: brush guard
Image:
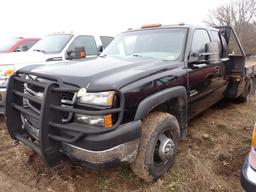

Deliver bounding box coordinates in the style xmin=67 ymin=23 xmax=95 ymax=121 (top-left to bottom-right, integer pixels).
xmin=5 ymin=69 xmax=125 ymax=167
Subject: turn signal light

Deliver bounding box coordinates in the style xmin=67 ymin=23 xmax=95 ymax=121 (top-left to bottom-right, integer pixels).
xmin=252 ymin=123 xmax=256 ymax=149
xmin=4 ymin=69 xmax=14 ymax=76
xmin=80 ymin=51 xmax=86 ymax=58
xmin=236 ymin=77 xmax=241 ymax=82
xmin=104 ymin=115 xmax=113 ymax=128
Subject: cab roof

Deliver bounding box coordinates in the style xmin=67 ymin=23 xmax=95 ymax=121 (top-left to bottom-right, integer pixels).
xmin=125 ymin=24 xmax=218 ymax=33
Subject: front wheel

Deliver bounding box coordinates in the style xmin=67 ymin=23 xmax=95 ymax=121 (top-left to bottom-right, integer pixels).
xmin=130 ymin=112 xmax=180 ymax=182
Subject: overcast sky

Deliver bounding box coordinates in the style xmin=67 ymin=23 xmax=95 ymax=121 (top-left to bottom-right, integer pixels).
xmin=0 ymin=0 xmax=229 ymax=40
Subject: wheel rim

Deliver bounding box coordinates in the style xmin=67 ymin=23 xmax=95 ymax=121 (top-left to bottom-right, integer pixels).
xmin=153 ymin=130 xmax=175 ymax=166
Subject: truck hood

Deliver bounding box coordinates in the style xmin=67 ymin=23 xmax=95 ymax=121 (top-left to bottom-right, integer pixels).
xmin=30 ymin=56 xmax=182 ymax=91
xmin=0 ymin=51 xmax=60 ymax=66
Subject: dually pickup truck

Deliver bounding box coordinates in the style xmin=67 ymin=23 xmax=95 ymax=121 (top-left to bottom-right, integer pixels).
xmin=5 ymin=24 xmax=256 ymax=182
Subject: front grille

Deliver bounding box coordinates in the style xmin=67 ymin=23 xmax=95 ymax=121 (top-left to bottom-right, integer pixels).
xmin=27 ymin=83 xmax=44 ymax=93
xmin=24 ymin=77 xmax=76 ymax=122
xmin=61 ymin=92 xmax=74 ymax=101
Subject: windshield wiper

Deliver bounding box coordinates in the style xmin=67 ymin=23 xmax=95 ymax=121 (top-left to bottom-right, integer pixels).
xmin=99 ymin=54 xmax=107 ymax=57
xmin=33 ymin=49 xmax=46 ymax=53
xmin=131 ymin=54 xmax=143 ymax=57
xmin=131 ymin=54 xmax=156 ymax=59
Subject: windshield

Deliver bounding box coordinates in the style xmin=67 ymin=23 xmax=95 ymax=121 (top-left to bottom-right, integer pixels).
xmin=31 ymin=34 xmax=73 ymax=54
xmin=101 ymin=28 xmax=187 ymax=61
xmin=0 ymin=38 xmax=21 ymax=52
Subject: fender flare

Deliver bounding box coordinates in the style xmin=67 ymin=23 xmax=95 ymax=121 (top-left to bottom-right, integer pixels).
xmin=134 ymin=86 xmax=188 ymax=139
xmin=134 ymin=86 xmax=188 ymax=121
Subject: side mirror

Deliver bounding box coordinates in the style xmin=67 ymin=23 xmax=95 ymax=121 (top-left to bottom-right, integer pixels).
xmin=67 ymin=46 xmax=86 ymax=60
xmin=189 ymin=42 xmax=220 ymax=64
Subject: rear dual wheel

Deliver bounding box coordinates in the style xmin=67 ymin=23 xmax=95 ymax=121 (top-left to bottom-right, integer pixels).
xmin=238 ymin=79 xmax=253 ymax=103
xmin=130 ymin=112 xmax=180 ymax=182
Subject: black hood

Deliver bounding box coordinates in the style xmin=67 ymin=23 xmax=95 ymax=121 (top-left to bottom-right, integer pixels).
xmin=30 ymin=56 xmax=182 ymax=91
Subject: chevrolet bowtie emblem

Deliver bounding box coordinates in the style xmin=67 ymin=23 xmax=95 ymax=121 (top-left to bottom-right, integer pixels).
xmin=77 ymin=88 xmax=87 ymax=97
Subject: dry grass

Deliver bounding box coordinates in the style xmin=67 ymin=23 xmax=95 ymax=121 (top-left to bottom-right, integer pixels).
xmin=0 ymin=96 xmax=255 ymax=191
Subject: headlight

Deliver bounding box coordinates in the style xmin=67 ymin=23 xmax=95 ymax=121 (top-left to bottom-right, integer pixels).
xmin=75 ymin=114 xmax=112 ymax=128
xmin=75 ymin=90 xmax=115 ymax=128
xmin=77 ymin=90 xmax=115 ymax=107
xmin=0 ymin=65 xmax=15 ymax=87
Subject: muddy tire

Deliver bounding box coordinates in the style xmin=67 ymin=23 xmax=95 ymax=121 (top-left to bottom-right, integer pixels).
xmin=130 ymin=112 xmax=180 ymax=182
xmin=238 ymin=79 xmax=253 ymax=103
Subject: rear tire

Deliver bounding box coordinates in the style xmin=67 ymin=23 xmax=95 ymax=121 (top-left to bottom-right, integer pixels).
xmin=130 ymin=112 xmax=180 ymax=182
xmin=238 ymin=79 xmax=253 ymax=103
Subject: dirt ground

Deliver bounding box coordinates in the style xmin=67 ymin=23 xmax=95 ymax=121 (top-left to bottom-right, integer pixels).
xmin=0 ymin=96 xmax=255 ymax=192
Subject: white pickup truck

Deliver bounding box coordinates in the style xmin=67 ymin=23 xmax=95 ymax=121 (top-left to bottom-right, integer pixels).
xmin=0 ymin=33 xmax=113 ymax=113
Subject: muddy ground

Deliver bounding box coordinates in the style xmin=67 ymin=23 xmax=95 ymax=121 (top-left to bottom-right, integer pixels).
xmin=0 ymin=96 xmax=255 ymax=192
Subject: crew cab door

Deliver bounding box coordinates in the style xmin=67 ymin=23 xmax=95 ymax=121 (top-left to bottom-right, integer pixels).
xmin=187 ymin=29 xmax=227 ymax=118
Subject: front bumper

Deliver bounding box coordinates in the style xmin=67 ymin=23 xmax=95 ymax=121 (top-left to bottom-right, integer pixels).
xmin=62 ymin=139 xmax=139 ymax=165
xmin=0 ymin=88 xmax=6 ymax=114
xmin=23 ymin=118 xmax=141 ymax=165
xmin=241 ymin=156 xmax=256 ymax=192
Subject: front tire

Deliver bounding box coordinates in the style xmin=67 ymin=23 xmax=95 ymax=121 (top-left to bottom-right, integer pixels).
xmin=130 ymin=112 xmax=180 ymax=182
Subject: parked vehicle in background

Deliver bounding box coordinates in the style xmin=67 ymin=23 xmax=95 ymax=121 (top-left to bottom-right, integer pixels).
xmin=0 ymin=33 xmax=113 ymax=113
xmin=0 ymin=37 xmax=40 ymax=53
xmin=5 ymin=24 xmax=256 ymax=182
xmin=241 ymin=123 xmax=256 ymax=192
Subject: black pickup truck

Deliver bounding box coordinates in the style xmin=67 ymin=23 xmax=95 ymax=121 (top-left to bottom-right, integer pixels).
xmin=5 ymin=24 xmax=256 ymax=182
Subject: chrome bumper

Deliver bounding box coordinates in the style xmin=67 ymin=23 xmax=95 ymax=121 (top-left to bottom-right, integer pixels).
xmin=241 ymin=155 xmax=256 ymax=191
xmin=0 ymin=88 xmax=6 ymax=114
xmin=24 ymin=117 xmax=141 ymax=165
xmin=62 ymin=139 xmax=139 ymax=164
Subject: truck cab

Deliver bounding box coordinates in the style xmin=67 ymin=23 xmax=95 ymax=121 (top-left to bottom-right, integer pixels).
xmin=0 ymin=33 xmax=114 ymax=113
xmin=5 ymin=24 xmax=255 ymax=182
xmin=0 ymin=37 xmax=40 ymax=53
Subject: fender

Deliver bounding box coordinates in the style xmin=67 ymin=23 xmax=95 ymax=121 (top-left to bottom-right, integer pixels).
xmin=134 ymin=86 xmax=187 ymax=120
xmin=134 ymin=86 xmax=188 ymax=139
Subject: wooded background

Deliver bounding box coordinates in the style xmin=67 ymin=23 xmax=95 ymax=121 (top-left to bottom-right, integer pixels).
xmin=205 ymin=0 xmax=256 ymax=56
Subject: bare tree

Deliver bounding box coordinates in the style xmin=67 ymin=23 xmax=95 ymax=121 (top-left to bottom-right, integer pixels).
xmin=205 ymin=0 xmax=256 ymax=55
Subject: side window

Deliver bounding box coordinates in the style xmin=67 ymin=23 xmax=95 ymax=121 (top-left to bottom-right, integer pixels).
xmin=68 ymin=36 xmax=98 ymax=55
xmin=210 ymin=30 xmax=222 ymax=57
xmin=191 ymin=30 xmax=211 ymax=53
xmin=15 ymin=40 xmax=38 ymax=52
xmin=210 ymin=30 xmax=221 ymax=44
xmin=100 ymin=36 xmax=114 ymax=49
xmin=220 ymin=34 xmax=228 ymax=57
